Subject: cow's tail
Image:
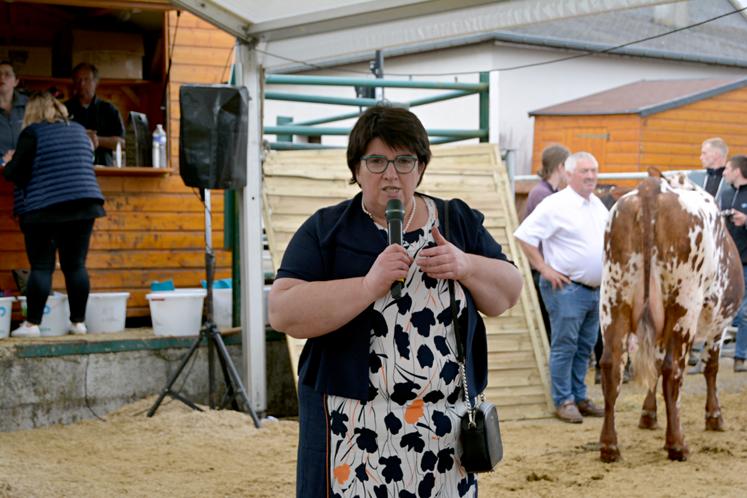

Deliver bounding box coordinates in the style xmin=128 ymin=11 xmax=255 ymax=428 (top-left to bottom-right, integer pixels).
xmin=632 ymin=179 xmax=660 ymax=391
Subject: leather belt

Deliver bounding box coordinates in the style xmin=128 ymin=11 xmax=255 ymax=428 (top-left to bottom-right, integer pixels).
xmin=571 ymin=280 xmax=599 ymax=291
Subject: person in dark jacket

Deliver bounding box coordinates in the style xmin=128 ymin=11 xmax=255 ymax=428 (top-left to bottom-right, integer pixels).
xmin=699 ymin=137 xmax=728 ymax=197
xmin=65 ymin=62 xmax=124 ymax=166
xmin=522 ymin=143 xmax=569 ymax=345
xmin=2 ymin=92 xmax=105 ymax=338
xmin=720 ymin=154 xmax=747 ymax=372
xmin=268 ymin=106 xmax=523 ymax=497
xmin=0 ymin=60 xmax=27 ymax=166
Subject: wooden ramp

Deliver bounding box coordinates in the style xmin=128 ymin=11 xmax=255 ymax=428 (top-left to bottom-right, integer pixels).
xmin=263 ymin=144 xmax=553 ymax=420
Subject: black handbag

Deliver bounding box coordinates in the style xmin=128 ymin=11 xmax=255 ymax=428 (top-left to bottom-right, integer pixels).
xmin=459 ymin=399 xmax=503 ymax=472
xmin=444 ymin=200 xmax=503 ymax=473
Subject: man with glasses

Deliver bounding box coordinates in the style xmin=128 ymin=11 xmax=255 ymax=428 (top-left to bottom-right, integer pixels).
xmin=514 ymin=151 xmax=609 ymax=423
xmin=65 ymin=62 xmax=124 ymax=166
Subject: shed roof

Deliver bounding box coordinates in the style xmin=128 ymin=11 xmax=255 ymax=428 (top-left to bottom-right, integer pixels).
xmin=529 ymin=77 xmax=747 ymax=117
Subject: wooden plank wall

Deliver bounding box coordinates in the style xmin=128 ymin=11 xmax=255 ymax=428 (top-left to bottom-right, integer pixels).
xmin=263 ymin=145 xmax=554 ymax=420
xmin=640 ymin=86 xmax=747 ymax=167
xmin=531 ymin=115 xmax=642 ymax=175
xmin=0 ymin=11 xmax=236 ymax=318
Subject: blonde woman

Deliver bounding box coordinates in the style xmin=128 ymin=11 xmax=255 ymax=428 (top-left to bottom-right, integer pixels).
xmin=2 ymin=92 xmax=105 ymax=337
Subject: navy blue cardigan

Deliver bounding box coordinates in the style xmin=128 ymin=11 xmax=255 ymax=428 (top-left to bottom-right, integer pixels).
xmin=6 ymin=121 xmax=103 ymax=216
xmin=276 ymin=192 xmax=510 ymax=402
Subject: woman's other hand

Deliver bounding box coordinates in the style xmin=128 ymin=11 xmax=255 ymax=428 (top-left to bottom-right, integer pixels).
xmin=362 ymin=244 xmax=413 ymax=299
xmin=418 ymin=225 xmax=523 ymax=317
xmin=416 ymin=226 xmax=470 ymax=280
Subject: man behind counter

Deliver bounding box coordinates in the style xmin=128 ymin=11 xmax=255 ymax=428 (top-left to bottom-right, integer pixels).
xmin=65 ymin=62 xmax=124 ymax=166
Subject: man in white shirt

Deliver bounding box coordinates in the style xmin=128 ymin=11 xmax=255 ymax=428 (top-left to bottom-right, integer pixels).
xmin=514 ymin=151 xmax=609 ymax=423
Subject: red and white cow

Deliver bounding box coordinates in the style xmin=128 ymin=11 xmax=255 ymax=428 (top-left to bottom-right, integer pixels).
xmin=599 ymin=174 xmax=744 ymax=462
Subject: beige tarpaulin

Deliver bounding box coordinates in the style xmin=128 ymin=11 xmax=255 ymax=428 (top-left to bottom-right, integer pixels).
xmin=263 ymin=144 xmax=552 ymax=419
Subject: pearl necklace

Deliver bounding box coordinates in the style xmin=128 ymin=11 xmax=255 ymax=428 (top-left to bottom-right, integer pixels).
xmin=362 ymin=196 xmax=418 ymax=232
xmin=405 ymin=196 xmax=417 ymax=232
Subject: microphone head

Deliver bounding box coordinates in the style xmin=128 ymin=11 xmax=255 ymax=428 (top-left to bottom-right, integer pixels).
xmin=385 ymin=198 xmax=405 ymax=221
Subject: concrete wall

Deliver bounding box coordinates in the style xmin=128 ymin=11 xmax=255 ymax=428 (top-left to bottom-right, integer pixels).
xmin=0 ymin=338 xmax=297 ymax=432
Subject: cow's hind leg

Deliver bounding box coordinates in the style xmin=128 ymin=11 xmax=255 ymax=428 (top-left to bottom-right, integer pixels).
xmin=661 ymin=336 xmax=689 ymax=461
xmin=702 ymin=340 xmax=724 ymax=431
xmin=638 ymin=373 xmax=659 ymax=430
xmin=599 ymin=313 xmax=630 ymax=463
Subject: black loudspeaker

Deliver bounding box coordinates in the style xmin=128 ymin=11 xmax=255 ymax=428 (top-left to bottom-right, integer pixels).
xmin=179 ymin=84 xmax=250 ymax=189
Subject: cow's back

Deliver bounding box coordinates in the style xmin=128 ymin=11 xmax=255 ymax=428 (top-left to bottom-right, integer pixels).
xmin=602 ymin=176 xmax=743 ymax=368
xmin=599 ymin=175 xmax=744 ymax=463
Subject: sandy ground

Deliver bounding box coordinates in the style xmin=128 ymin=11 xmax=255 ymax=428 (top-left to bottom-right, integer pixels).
xmin=1 ymin=358 xmax=746 ymax=498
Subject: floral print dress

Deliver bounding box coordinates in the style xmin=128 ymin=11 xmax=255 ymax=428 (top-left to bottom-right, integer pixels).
xmin=327 ymin=196 xmax=477 ymax=497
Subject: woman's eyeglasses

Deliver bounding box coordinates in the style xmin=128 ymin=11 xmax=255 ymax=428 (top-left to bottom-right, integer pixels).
xmin=361 ymin=155 xmax=419 ymax=174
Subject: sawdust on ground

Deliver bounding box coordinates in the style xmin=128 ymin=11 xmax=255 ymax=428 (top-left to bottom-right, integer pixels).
xmin=1 ymin=359 xmax=746 ymax=498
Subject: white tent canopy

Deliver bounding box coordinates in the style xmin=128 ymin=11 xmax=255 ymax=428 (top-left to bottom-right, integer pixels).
xmin=174 ymin=0 xmax=671 ymax=71
xmin=170 ymin=0 xmax=670 ymax=414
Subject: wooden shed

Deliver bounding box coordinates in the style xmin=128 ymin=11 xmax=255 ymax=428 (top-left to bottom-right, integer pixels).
xmin=0 ymin=1 xmax=236 ymax=317
xmin=529 ymin=77 xmax=747 ymax=175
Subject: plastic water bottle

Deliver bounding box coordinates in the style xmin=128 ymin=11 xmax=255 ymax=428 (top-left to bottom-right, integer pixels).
xmin=115 ymin=141 xmax=123 ymax=167
xmin=152 ymin=124 xmax=167 ymax=168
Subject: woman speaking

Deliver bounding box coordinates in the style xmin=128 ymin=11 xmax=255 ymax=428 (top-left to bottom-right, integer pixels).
xmin=3 ymin=92 xmax=105 ymax=337
xmin=268 ymin=106 xmax=522 ymax=497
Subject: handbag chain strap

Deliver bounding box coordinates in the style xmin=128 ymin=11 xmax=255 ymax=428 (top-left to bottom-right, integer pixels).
xmin=444 ymin=200 xmax=484 ymax=428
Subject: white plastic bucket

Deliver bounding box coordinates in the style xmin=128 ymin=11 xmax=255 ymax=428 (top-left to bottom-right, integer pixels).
xmin=0 ymin=297 xmax=15 ymax=338
xmin=85 ymin=292 xmax=130 ymax=333
xmin=18 ymin=294 xmax=70 ymax=336
xmin=212 ymin=288 xmax=232 ymax=329
xmin=146 ymin=289 xmax=206 ymax=336
xmin=210 ymin=286 xmax=272 ymax=328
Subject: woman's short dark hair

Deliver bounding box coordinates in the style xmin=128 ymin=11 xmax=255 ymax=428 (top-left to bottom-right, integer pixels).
xmin=346 ymin=106 xmax=431 ymax=185
xmin=729 ymin=154 xmax=747 ymax=179
xmin=539 ymin=144 xmax=570 ymax=180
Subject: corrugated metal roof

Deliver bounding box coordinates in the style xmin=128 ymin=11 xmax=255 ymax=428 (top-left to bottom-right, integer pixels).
xmin=529 ymin=77 xmax=747 ymax=116
xmin=504 ymin=0 xmax=747 ymax=68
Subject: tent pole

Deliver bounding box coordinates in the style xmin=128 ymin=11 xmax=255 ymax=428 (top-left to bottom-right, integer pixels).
xmin=236 ymin=38 xmax=267 ymax=415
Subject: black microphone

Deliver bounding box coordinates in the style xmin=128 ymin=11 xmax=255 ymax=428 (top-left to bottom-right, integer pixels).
xmin=385 ymin=198 xmax=405 ymax=299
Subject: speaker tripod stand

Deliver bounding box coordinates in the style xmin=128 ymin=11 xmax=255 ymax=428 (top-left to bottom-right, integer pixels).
xmin=147 ymin=189 xmax=260 ymax=428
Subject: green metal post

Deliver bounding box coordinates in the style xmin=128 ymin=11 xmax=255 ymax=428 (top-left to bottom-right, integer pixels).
xmin=277 ymin=116 xmax=293 ymax=143
xmin=270 ymin=142 xmax=343 ymax=150
xmin=266 ymin=74 xmax=487 ymax=91
xmin=266 ymin=91 xmax=407 ymax=108
xmin=265 ymin=125 xmax=486 ymax=139
xmin=479 ymin=72 xmax=489 ymax=143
